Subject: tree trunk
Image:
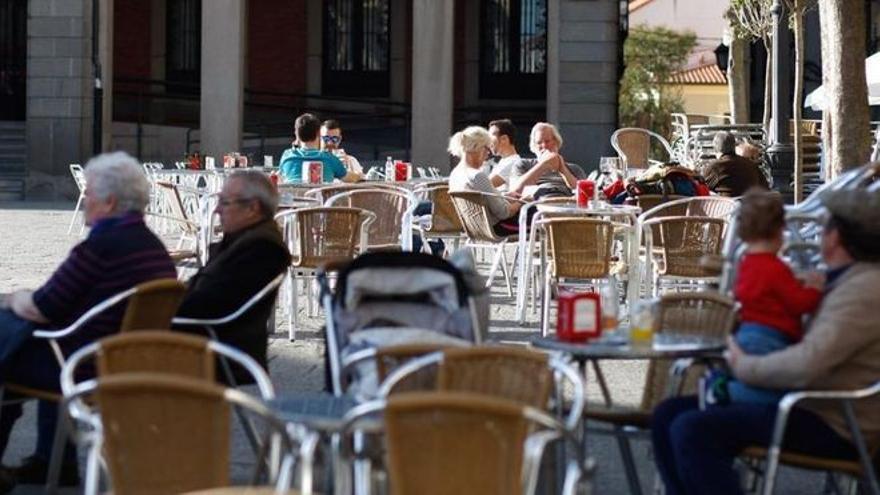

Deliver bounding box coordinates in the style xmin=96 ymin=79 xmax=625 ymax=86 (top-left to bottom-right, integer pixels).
xmin=818 ymin=0 xmax=871 ymax=177
xmin=762 ymin=38 xmax=773 ymax=137
xmin=728 ymin=36 xmax=751 ymax=124
xmin=793 ymin=10 xmax=804 ymax=203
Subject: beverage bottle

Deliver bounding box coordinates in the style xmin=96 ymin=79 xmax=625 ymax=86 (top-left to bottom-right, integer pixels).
xmin=600 ymin=283 xmax=619 ymax=334
xmin=384 ymin=156 xmax=394 ymax=182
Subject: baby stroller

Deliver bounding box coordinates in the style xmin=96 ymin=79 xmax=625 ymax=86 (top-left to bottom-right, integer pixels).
xmin=317 ymin=251 xmax=488 ymax=396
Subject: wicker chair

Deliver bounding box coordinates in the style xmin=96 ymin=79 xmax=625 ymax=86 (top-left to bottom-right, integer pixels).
xmin=642 ymin=216 xmax=726 ymax=296
xmin=448 ymin=191 xmax=519 ymax=296
xmin=11 ymin=279 xmax=186 ymax=491
xmin=63 ymin=374 xmax=293 ymax=495
xmin=585 ymin=291 xmax=736 ymax=494
xmin=379 ymin=345 xmax=585 ymax=430
xmin=538 ymin=217 xmax=616 ymax=336
xmin=325 ymin=188 xmax=417 ymax=251
xmin=741 ymin=381 xmax=880 ymax=495
xmin=275 ymin=207 xmax=374 ymax=340
xmin=412 ymin=183 xmax=465 ymax=255
xmin=305 ymin=182 xmax=408 ymax=204
xmin=611 ymin=128 xmax=674 ymax=171
xmin=67 ymin=164 xmax=87 ymax=235
xmin=341 ymin=343 xmax=458 ymax=397
xmin=344 ymin=392 xmax=587 ymax=495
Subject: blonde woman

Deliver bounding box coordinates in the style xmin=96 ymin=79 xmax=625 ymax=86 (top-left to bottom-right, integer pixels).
xmin=448 ymin=126 xmax=524 ymax=236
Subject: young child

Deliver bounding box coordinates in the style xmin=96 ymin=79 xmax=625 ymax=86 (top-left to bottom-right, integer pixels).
xmin=703 ymin=190 xmax=824 ymax=406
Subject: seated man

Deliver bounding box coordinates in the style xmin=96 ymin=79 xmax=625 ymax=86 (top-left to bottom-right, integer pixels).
xmin=279 ymin=113 xmax=362 ymax=183
xmin=0 ymin=152 xmax=176 ymax=490
xmin=508 ymin=122 xmax=583 ymax=199
xmin=486 ymin=118 xmax=522 ymax=191
xmin=702 ymin=131 xmax=768 ymax=197
xmin=175 ymin=170 xmax=291 ymax=382
xmin=652 ymin=185 xmax=880 ymax=494
xmin=320 ymin=119 xmax=363 ymax=175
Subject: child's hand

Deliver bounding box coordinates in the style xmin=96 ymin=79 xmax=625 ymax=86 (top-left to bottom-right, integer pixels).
xmin=802 ymin=271 xmax=826 ymax=291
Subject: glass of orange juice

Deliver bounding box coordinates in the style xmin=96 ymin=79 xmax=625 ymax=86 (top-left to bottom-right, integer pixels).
xmin=629 ymin=300 xmax=656 ymax=346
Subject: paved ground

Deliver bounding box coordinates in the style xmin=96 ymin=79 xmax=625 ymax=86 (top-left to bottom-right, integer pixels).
xmin=0 ymin=202 xmax=830 ymax=494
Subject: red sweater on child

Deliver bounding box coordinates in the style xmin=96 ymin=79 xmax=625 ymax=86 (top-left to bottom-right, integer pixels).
xmin=735 ymin=252 xmax=822 ymax=341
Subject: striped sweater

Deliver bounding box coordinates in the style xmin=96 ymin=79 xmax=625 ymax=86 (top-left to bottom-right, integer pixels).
xmin=32 ymin=212 xmax=176 ymax=355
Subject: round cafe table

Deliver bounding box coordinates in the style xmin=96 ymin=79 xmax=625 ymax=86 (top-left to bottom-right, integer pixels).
xmin=531 ymin=332 xmax=725 ymax=495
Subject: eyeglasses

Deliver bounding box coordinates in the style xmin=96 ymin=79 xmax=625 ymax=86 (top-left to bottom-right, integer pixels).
xmin=217 ymin=197 xmax=254 ymax=208
xmin=321 ymin=135 xmax=342 ymax=144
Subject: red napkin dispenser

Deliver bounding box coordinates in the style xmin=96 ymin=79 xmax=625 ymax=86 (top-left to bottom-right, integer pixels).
xmin=556 ymin=291 xmax=602 ymax=342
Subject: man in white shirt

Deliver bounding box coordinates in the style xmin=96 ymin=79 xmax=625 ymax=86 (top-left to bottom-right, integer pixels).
xmin=487 ymin=119 xmax=523 ymax=190
xmin=320 ymin=119 xmax=363 ymax=175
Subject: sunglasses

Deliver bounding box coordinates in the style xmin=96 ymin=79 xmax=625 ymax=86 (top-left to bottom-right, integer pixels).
xmin=321 ymin=135 xmax=342 ymax=144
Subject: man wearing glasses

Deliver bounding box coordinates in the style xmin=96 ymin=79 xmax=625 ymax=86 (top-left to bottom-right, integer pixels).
xmin=279 ymin=113 xmax=362 ymax=183
xmin=321 ymin=119 xmax=363 ymax=175
xmin=175 ymin=170 xmax=290 ymax=382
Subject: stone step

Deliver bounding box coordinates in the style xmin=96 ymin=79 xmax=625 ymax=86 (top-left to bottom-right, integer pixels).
xmin=0 ymin=177 xmax=24 ymax=201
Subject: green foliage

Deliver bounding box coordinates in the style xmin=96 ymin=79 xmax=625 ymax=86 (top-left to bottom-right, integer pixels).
xmin=619 ymin=25 xmax=697 ymax=142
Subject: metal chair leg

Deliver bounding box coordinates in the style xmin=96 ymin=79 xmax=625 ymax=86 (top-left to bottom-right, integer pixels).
xmin=67 ymin=194 xmax=84 ymax=235
xmin=615 ymin=428 xmax=644 ymax=495
xmin=44 ymin=407 xmax=71 ymax=495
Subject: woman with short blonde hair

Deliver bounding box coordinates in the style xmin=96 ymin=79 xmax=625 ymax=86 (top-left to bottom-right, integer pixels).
xmin=447 ymin=126 xmax=523 ymax=236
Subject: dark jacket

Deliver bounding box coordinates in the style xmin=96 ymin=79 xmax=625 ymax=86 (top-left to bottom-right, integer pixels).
xmin=175 ymin=219 xmax=290 ymax=383
xmin=702 ymin=153 xmax=768 ymax=197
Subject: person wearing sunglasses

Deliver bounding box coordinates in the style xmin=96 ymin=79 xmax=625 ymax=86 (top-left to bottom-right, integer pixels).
xmin=279 ymin=113 xmax=362 ymax=183
xmin=321 ymin=119 xmax=363 ymax=175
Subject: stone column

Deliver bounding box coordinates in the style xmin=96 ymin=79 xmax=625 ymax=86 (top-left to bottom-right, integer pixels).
xmin=411 ymin=0 xmax=454 ymax=171
xmin=546 ymin=0 xmax=620 ymax=169
xmin=305 ymin=0 xmax=322 ymax=94
xmin=98 ymin=0 xmax=113 ymax=151
xmin=200 ymin=0 xmax=246 ymax=157
xmin=26 ymin=0 xmax=94 ymax=196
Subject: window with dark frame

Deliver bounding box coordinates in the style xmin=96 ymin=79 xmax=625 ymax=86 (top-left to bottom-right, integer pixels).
xmin=480 ymin=0 xmax=547 ymax=100
xmin=0 ymin=0 xmax=26 ymax=120
xmin=166 ymin=0 xmax=201 ymax=92
xmin=323 ymin=0 xmax=391 ymax=97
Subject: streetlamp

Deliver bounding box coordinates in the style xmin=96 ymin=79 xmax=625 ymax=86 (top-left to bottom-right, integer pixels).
xmin=766 ymin=0 xmax=794 ymax=200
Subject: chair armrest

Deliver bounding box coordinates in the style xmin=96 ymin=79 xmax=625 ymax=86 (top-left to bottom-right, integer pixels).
xmin=33 ymin=286 xmax=138 ymax=340
xmin=172 ymin=273 xmax=284 ymax=327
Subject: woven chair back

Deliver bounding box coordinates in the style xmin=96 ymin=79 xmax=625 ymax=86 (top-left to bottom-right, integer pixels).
xmin=658 ymin=216 xmax=726 ymax=277
xmin=640 ymin=292 xmax=736 ymax=411
xmin=684 ymin=197 xmax=738 ymax=219
xmin=639 ymin=196 xmax=687 ymax=249
xmin=424 ymin=185 xmax=464 ymax=234
xmin=311 ymin=183 xmax=403 ymax=203
xmin=544 ymin=218 xmax=614 ymax=280
xmin=615 ymin=130 xmax=651 ymax=168
xmin=328 ymin=189 xmax=412 ymax=250
xmin=448 ymin=191 xmax=505 ymax=243
xmin=96 ymin=331 xmax=215 ymax=380
xmin=292 ymin=207 xmax=366 ymax=268
xmin=437 ymin=346 xmax=552 ymax=409
xmin=96 ymin=374 xmax=231 ymax=494
xmin=636 ymin=194 xmax=687 ymax=213
xmin=376 ymin=344 xmax=451 ymax=395
xmin=119 ymin=279 xmax=187 ymax=332
xmin=385 ymin=392 xmax=528 ymax=495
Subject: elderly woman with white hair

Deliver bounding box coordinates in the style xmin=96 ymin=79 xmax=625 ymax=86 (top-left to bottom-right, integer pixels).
xmin=448 ymin=126 xmax=526 ymax=236
xmin=0 ymin=151 xmax=175 ymax=490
